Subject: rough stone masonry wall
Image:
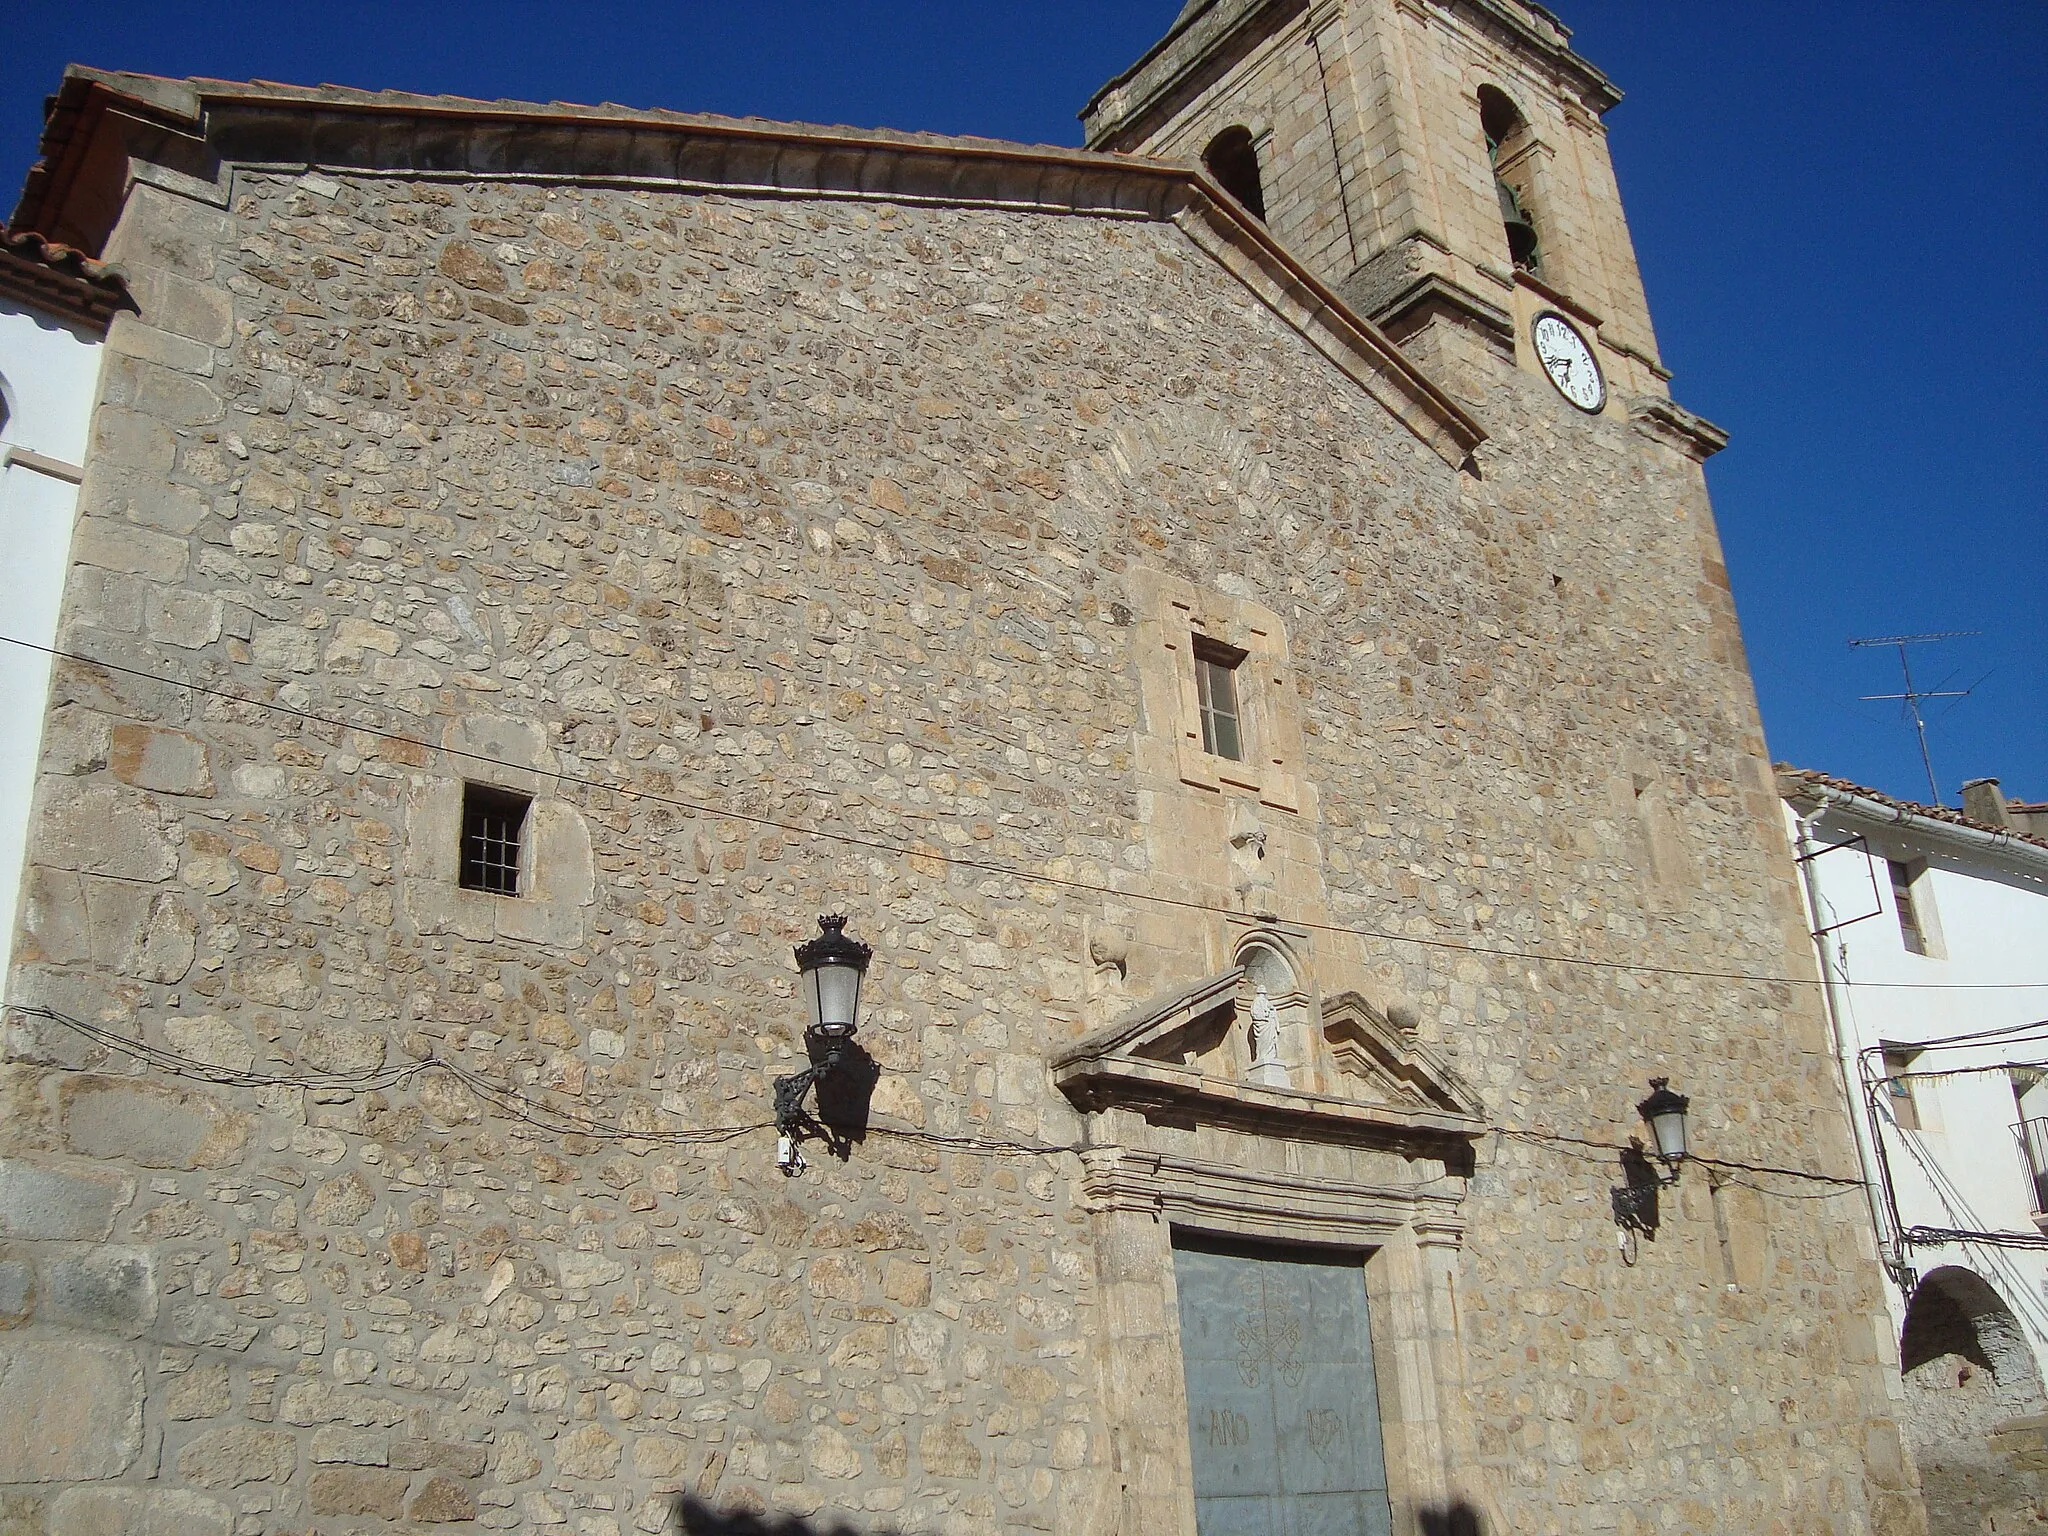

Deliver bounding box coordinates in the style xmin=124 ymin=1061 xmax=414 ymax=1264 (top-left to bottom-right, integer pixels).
xmin=0 ymin=164 xmax=1915 ymax=1536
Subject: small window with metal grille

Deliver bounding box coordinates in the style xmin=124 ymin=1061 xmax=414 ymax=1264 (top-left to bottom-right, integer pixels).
xmin=460 ymin=784 xmax=532 ymax=896
xmin=1192 ymin=637 xmax=1247 ymax=762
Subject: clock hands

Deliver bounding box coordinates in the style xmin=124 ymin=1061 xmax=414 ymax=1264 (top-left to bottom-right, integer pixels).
xmin=1533 ymin=314 xmax=1601 ymax=409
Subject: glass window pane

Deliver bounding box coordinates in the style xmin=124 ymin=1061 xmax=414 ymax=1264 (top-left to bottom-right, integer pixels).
xmin=1194 ymin=653 xmax=1244 ymax=763
xmin=1210 ymin=704 xmax=1241 ymax=763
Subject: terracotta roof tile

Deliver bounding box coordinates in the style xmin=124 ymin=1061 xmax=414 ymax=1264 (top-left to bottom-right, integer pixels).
xmin=1776 ymin=764 xmax=2048 ymax=852
xmin=0 ymin=223 xmax=133 ymax=331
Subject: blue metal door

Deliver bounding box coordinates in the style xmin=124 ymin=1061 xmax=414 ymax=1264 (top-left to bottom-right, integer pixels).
xmin=1172 ymin=1235 xmax=1394 ymax=1536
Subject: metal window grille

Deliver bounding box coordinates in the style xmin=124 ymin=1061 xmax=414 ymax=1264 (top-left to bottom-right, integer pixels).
xmin=460 ymin=785 xmax=531 ymax=896
xmin=1193 ymin=644 xmax=1244 ymax=762
xmin=1889 ymin=860 xmax=1927 ymax=955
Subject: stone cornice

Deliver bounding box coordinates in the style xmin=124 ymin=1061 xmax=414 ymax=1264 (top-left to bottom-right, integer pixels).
xmin=1628 ymin=395 xmax=1730 ymax=463
xmin=15 ymin=67 xmax=1486 ymax=471
xmin=1081 ymin=0 xmax=1304 ymax=151
xmin=1055 ymin=1053 xmax=1487 ymax=1153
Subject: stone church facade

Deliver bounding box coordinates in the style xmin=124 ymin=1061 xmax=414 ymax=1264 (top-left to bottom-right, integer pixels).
xmin=0 ymin=3 xmax=1923 ymax=1533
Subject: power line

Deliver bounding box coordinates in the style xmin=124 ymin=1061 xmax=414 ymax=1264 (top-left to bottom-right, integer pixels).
xmin=17 ymin=1002 xmax=1868 ymax=1192
xmin=6 ymin=632 xmax=2045 ymax=993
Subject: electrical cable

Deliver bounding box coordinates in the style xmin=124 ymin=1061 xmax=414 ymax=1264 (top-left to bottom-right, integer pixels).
xmin=18 ymin=1003 xmax=1871 ymax=1191
xmin=8 ymin=633 xmax=2045 ymax=995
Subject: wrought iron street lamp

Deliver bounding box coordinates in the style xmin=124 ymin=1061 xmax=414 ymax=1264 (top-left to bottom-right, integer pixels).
xmin=775 ymin=915 xmax=873 ymax=1175
xmin=1637 ymin=1077 xmax=1691 ymax=1184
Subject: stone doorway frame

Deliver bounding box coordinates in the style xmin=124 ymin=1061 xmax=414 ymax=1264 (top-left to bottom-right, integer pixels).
xmin=1057 ymin=975 xmax=1493 ymax=1536
xmin=1081 ymin=1139 xmax=1476 ymax=1536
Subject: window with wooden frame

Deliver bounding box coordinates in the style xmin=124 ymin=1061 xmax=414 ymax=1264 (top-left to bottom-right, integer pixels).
xmin=1192 ymin=637 xmax=1248 ymax=762
xmin=1888 ymin=859 xmax=1929 ymax=956
xmin=1882 ymin=1047 xmax=1921 ymax=1132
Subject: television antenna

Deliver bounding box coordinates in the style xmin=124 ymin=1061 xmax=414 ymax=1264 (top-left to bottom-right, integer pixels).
xmin=1849 ymin=631 xmax=1979 ymax=805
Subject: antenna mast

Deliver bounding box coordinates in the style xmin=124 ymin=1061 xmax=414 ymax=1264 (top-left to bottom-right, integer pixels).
xmin=1849 ymin=631 xmax=1979 ymax=805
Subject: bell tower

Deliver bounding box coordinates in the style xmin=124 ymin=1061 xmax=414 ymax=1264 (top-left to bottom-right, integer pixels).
xmin=1085 ymin=0 xmax=1680 ymax=414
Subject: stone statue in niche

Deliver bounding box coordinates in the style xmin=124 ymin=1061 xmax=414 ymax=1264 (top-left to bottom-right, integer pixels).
xmin=1247 ymin=982 xmax=1290 ymax=1088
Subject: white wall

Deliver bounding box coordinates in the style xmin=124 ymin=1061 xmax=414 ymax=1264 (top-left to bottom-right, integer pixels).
xmin=1788 ymin=796 xmax=2048 ymax=1384
xmin=0 ymin=300 xmax=105 ymax=999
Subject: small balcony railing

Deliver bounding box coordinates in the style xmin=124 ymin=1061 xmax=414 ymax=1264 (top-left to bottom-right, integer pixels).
xmin=2014 ymin=1118 xmax=2048 ymax=1217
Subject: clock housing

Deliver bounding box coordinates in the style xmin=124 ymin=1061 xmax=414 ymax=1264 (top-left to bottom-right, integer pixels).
xmin=1531 ymin=311 xmax=1606 ymax=414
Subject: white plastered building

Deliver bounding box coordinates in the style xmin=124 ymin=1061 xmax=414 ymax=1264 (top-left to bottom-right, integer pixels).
xmin=0 ymin=230 xmax=126 ymax=998
xmin=1782 ymin=766 xmax=2048 ymax=1520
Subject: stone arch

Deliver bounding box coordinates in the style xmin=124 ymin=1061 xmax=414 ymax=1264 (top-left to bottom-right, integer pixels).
xmin=1898 ymin=1266 xmax=2048 ymax=1536
xmin=1901 ymin=1266 xmax=2042 ymax=1393
xmin=1202 ymin=125 xmax=1266 ymax=221
xmin=1477 ymin=84 xmax=1541 ymax=273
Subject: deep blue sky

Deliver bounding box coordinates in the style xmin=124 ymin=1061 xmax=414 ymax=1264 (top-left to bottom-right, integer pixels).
xmin=4 ymin=2 xmax=2042 ymax=808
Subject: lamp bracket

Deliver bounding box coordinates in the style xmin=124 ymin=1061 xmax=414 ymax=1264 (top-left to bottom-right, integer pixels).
xmin=774 ymin=1033 xmax=852 ymax=1176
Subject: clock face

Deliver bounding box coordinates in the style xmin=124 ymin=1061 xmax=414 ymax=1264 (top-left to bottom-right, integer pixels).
xmin=1531 ymin=311 xmax=1606 ymax=413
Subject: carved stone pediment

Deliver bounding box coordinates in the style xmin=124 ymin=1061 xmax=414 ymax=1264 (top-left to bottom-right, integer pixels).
xmin=1051 ymin=970 xmax=1486 ymax=1155
xmin=1318 ymin=991 xmax=1485 ymax=1120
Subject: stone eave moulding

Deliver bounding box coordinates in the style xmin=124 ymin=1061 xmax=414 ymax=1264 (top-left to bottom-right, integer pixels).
xmin=21 ymin=67 xmax=1485 ymax=472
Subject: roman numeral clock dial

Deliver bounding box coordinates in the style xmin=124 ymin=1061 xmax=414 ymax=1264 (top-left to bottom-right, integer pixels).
xmin=1532 ymin=311 xmax=1606 ymax=413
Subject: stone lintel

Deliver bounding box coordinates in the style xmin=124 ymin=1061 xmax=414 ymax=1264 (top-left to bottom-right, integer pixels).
xmin=1079 ymin=1143 xmax=1465 ymax=1250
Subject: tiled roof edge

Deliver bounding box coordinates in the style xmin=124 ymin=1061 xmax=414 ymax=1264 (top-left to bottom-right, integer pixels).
xmin=1776 ymin=765 xmax=2048 ymax=855
xmin=0 ymin=224 xmax=133 ymax=331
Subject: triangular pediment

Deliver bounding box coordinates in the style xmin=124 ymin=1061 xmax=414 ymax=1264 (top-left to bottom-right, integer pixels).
xmin=1317 ymin=991 xmax=1485 ymax=1120
xmin=1052 ymin=973 xmax=1485 ymax=1151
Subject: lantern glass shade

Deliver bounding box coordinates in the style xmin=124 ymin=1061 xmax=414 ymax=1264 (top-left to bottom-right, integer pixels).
xmin=1638 ymin=1078 xmax=1691 ymax=1167
xmin=795 ymin=915 xmax=872 ymax=1039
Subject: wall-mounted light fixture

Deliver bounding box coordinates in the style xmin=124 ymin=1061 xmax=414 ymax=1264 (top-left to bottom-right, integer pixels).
xmin=774 ymin=915 xmax=873 ymax=1175
xmin=1612 ymin=1078 xmax=1692 ymax=1260
xmin=1637 ymin=1077 xmax=1691 ymax=1184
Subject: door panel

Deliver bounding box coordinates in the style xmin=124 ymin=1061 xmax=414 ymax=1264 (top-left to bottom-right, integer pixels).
xmin=1173 ymin=1237 xmax=1393 ymax=1536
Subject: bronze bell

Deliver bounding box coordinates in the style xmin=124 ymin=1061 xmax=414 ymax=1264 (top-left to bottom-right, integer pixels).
xmin=1496 ymin=177 xmax=1540 ymax=270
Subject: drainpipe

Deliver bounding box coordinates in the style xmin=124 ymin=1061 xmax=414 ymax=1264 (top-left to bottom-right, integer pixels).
xmin=1790 ymin=806 xmax=1905 ymax=1288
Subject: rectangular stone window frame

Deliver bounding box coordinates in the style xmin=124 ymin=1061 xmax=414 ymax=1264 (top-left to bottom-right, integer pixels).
xmin=1133 ymin=570 xmax=1310 ymax=815
xmin=400 ymin=716 xmax=596 ymax=948
xmin=459 ymin=782 xmax=533 ymax=897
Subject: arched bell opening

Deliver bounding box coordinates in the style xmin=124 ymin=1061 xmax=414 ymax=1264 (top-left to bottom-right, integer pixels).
xmin=1203 ymin=126 xmax=1267 ymax=222
xmin=1478 ymin=85 xmax=1541 ymax=274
